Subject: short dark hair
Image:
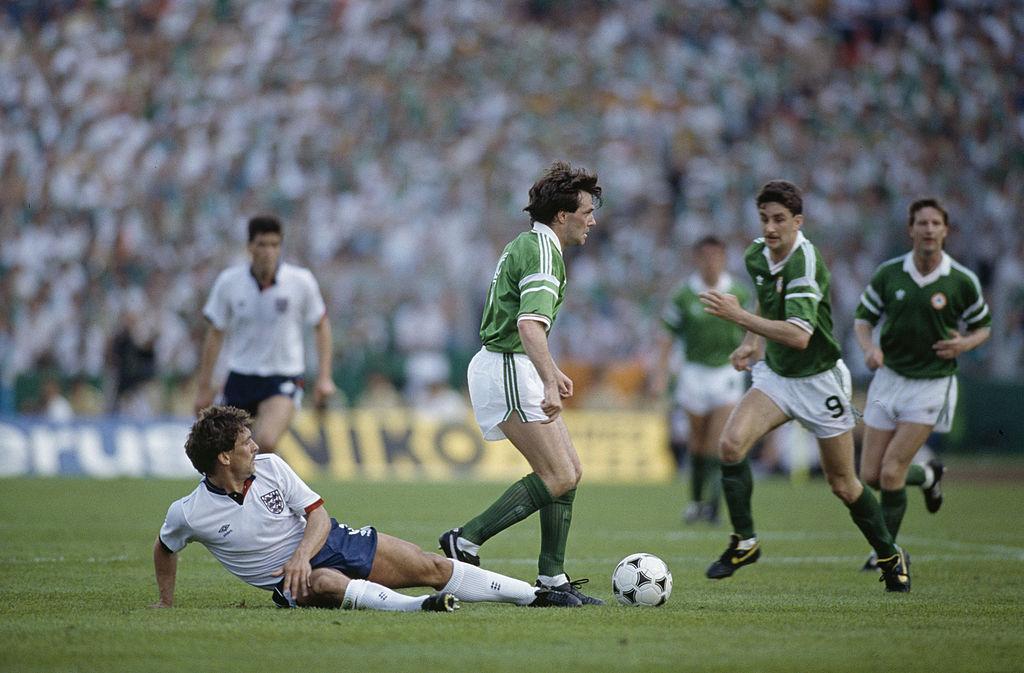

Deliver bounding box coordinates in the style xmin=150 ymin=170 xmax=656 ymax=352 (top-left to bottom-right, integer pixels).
xmin=184 ymin=406 xmax=252 ymax=475
xmin=907 ymin=198 xmax=949 ymax=228
xmin=695 ymin=235 xmax=725 ymax=250
xmin=523 ymin=161 xmax=602 ymax=225
xmin=756 ymin=180 xmax=803 ymax=216
xmin=248 ymin=215 xmax=282 ymax=242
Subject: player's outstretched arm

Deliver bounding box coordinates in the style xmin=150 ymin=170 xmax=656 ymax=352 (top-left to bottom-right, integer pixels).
xmin=700 ymin=290 xmax=810 ymax=350
xmin=151 ymin=538 xmax=178 ymax=608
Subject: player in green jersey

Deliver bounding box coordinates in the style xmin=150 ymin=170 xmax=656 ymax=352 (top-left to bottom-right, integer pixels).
xmin=699 ymin=180 xmax=910 ymax=592
xmin=438 ymin=161 xmax=605 ymax=605
xmin=656 ymin=236 xmax=751 ymax=524
xmin=854 ymin=198 xmax=991 ymax=570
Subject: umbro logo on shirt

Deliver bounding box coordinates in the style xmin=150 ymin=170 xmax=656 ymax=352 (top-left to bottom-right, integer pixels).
xmin=218 ymin=524 xmax=233 ymax=537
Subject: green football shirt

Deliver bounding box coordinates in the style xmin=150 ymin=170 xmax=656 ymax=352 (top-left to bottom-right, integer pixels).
xmin=855 ymin=252 xmax=991 ymax=378
xmin=744 ymin=231 xmax=841 ymax=378
xmin=480 ymin=223 xmax=566 ymax=353
xmin=662 ymin=273 xmax=751 ymax=367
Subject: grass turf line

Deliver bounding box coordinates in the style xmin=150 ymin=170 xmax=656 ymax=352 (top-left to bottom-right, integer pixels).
xmin=0 ymin=474 xmax=1022 ymax=673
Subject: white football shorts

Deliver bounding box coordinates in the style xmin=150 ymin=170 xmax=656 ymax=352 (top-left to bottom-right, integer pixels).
xmin=467 ymin=348 xmax=548 ymax=440
xmin=750 ymin=359 xmax=855 ymax=438
xmin=674 ymin=362 xmax=746 ymax=416
xmin=863 ymin=366 xmax=958 ymax=433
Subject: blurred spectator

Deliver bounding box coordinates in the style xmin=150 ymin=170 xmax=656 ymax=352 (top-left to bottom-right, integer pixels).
xmin=1 ymin=0 xmax=1021 ymax=414
xmin=42 ymin=376 xmax=73 ymax=421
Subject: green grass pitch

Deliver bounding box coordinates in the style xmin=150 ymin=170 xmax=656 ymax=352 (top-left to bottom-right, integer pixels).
xmin=2 ymin=463 xmax=1022 ymax=673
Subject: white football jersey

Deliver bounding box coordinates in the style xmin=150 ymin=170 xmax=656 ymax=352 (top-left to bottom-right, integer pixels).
xmin=159 ymin=454 xmax=323 ymax=588
xmin=203 ymin=262 xmax=326 ymax=377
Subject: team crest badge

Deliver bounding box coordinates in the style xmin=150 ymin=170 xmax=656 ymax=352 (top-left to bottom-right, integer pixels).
xmin=275 ymin=297 xmax=289 ymax=314
xmin=895 ymin=289 xmax=906 ymax=301
xmin=930 ymin=292 xmax=947 ymax=310
xmin=775 ymin=277 xmax=783 ymax=293
xmin=755 ymin=275 xmax=764 ymax=286
xmin=260 ymin=489 xmax=285 ymax=514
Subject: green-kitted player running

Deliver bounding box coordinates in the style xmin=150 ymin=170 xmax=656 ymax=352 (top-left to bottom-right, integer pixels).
xmin=854 ymin=197 xmax=991 ymax=570
xmin=699 ymin=180 xmax=910 ymax=592
xmin=657 ymin=236 xmax=751 ymax=524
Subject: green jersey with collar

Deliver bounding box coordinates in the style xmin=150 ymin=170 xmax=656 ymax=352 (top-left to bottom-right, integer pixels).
xmin=662 ymin=273 xmax=751 ymax=367
xmin=480 ymin=223 xmax=566 ymax=353
xmin=855 ymin=252 xmax=991 ymax=378
xmin=744 ymin=232 xmax=841 ymax=378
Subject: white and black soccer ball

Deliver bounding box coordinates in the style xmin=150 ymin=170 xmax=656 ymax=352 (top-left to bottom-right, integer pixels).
xmin=612 ymin=553 xmax=673 ymax=607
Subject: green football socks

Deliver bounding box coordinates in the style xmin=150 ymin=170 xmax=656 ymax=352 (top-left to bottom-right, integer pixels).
xmin=461 ymin=472 xmax=553 ymax=544
xmin=538 ymin=487 xmax=575 ymax=577
xmin=721 ymin=458 xmax=755 ymax=539
xmin=881 ymin=488 xmax=908 ymax=540
xmin=847 ymin=487 xmax=898 ymax=558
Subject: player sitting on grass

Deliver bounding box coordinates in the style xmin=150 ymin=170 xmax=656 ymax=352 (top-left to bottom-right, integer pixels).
xmin=151 ymin=406 xmax=582 ymax=611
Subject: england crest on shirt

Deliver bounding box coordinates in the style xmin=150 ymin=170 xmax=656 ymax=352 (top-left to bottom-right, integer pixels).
xmin=275 ymin=297 xmax=289 ymax=314
xmin=260 ymin=489 xmax=285 ymax=514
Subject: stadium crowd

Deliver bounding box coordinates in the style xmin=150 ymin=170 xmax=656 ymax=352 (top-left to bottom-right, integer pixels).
xmin=1 ymin=0 xmax=1022 ymax=415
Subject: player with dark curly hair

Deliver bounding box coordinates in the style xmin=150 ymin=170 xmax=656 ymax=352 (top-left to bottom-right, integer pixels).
xmin=438 ymin=161 xmax=605 ymax=605
xmin=153 ymin=406 xmax=581 ymax=611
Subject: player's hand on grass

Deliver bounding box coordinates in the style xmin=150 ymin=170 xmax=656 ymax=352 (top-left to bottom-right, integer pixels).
xmin=933 ymin=329 xmax=965 ymax=360
xmin=274 ymin=557 xmax=312 ymax=602
xmin=540 ymin=382 xmax=563 ymax=423
xmin=863 ymin=346 xmax=884 ymax=370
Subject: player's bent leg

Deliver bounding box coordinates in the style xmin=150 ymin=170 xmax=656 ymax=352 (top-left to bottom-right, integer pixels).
xmin=859 ymin=425 xmax=895 ymax=490
xmin=817 ymin=431 xmax=861 ymax=504
xmin=500 ymin=415 xmax=581 ymax=496
xmin=875 ymin=421 xmax=935 ymax=540
xmin=819 ymin=431 xmax=901 ymax=574
xmin=369 ymin=533 xmax=453 ymax=590
xmin=717 ymin=390 xmax=788 ymax=464
xmin=706 ymin=391 xmax=786 ymax=580
xmin=253 ymin=395 xmax=297 ymax=453
xmin=878 ymin=422 xmax=934 ymax=491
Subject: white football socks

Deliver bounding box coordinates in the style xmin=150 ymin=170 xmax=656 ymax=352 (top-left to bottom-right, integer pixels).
xmin=443 ymin=560 xmax=536 ymax=606
xmin=537 ymin=573 xmax=568 ymax=588
xmin=921 ymin=465 xmax=936 ymax=489
xmin=341 ymin=579 xmax=427 ymax=612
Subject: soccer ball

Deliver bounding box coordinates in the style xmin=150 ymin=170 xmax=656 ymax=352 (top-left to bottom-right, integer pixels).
xmin=612 ymin=553 xmax=672 ymax=607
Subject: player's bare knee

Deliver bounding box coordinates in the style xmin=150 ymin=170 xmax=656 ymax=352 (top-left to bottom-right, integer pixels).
xmin=427 ymin=554 xmax=454 ymax=589
xmin=827 ymin=477 xmax=859 ymax=503
xmin=879 ymin=464 xmax=907 ymax=491
xmin=718 ymin=434 xmax=745 ymax=464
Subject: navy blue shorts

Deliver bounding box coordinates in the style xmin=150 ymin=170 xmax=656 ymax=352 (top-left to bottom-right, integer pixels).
xmin=272 ymin=519 xmax=378 ymax=608
xmin=222 ymin=372 xmax=303 ymax=416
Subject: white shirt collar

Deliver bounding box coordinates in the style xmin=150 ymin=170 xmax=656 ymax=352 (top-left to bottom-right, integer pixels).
xmin=531 ymin=222 xmax=562 ymax=254
xmin=762 ymin=230 xmax=807 ymax=274
xmin=902 ymin=251 xmax=951 ymax=287
xmin=688 ymin=271 xmax=734 ymax=294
